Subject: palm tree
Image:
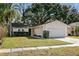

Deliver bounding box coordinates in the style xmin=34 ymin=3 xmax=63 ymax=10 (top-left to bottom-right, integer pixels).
xmin=3 ymin=9 xmax=17 ymax=24
xmin=11 ymin=3 xmax=29 ymax=21
xmin=0 ymin=3 xmax=12 ymax=25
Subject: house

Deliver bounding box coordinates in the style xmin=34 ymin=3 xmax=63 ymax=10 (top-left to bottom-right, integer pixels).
xmin=8 ymin=23 xmax=29 ymax=36
xmin=30 ymin=20 xmax=68 ymax=38
xmin=68 ymin=22 xmax=79 ymax=36
xmin=8 ymin=20 xmax=71 ymax=38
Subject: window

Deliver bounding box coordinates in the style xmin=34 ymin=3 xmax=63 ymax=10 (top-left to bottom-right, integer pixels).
xmin=22 ymin=29 xmax=24 ymax=32
xmin=18 ymin=29 xmax=20 ymax=32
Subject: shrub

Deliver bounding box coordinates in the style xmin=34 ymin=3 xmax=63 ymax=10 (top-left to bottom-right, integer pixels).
xmin=43 ymin=30 xmax=49 ymax=38
xmin=33 ymin=34 xmax=41 ymax=37
xmin=3 ymin=26 xmax=8 ymax=37
xmin=71 ymin=31 xmax=74 ymax=36
xmin=75 ymin=26 xmax=79 ymax=36
xmin=0 ymin=26 xmax=4 ymax=45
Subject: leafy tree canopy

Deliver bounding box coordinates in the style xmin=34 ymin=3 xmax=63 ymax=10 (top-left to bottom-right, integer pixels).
xmin=24 ymin=3 xmax=79 ymax=26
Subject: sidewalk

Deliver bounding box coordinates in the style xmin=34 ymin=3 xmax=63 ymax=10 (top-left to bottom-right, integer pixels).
xmin=0 ymin=43 xmax=79 ymax=53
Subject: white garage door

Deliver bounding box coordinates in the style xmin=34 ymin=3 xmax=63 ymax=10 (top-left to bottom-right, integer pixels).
xmin=49 ymin=27 xmax=66 ymax=37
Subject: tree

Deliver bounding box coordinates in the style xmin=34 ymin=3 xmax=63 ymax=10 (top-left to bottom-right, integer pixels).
xmin=24 ymin=3 xmax=79 ymax=26
xmin=3 ymin=9 xmax=16 ymax=24
xmin=24 ymin=3 xmax=55 ymax=26
xmin=0 ymin=3 xmax=12 ymax=24
xmin=0 ymin=26 xmax=4 ymax=45
xmin=66 ymin=7 xmax=79 ymax=24
xmin=11 ymin=3 xmax=30 ymax=21
xmin=24 ymin=3 xmax=70 ymax=26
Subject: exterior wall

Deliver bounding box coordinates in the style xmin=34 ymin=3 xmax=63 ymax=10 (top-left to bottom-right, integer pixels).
xmin=13 ymin=27 xmax=28 ymax=32
xmin=67 ymin=26 xmax=75 ymax=35
xmin=67 ymin=26 xmax=71 ymax=35
xmin=43 ymin=21 xmax=68 ymax=37
xmin=69 ymin=26 xmax=79 ymax=36
xmin=31 ymin=20 xmax=68 ymax=38
xmin=32 ymin=26 xmax=43 ymax=37
xmin=69 ymin=22 xmax=79 ymax=36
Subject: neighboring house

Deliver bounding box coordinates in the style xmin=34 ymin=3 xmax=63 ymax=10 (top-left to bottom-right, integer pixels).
xmin=68 ymin=22 xmax=79 ymax=36
xmin=8 ymin=23 xmax=29 ymax=36
xmin=30 ymin=20 xmax=68 ymax=38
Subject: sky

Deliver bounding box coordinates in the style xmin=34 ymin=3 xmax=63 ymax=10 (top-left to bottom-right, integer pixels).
xmin=66 ymin=3 xmax=79 ymax=10
xmin=13 ymin=3 xmax=79 ymax=13
xmin=72 ymin=3 xmax=79 ymax=10
xmin=25 ymin=3 xmax=79 ymax=11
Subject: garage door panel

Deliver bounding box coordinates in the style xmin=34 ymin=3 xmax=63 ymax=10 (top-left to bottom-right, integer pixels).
xmin=49 ymin=28 xmax=65 ymax=37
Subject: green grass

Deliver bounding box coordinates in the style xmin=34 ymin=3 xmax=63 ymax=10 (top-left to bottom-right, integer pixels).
xmin=1 ymin=37 xmax=71 ymax=49
xmin=69 ymin=36 xmax=79 ymax=39
xmin=0 ymin=46 xmax=79 ymax=56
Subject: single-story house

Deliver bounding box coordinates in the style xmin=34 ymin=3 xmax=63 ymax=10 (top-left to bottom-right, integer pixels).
xmin=9 ymin=20 xmax=78 ymax=38
xmin=68 ymin=22 xmax=79 ymax=36
xmin=30 ymin=20 xmax=68 ymax=38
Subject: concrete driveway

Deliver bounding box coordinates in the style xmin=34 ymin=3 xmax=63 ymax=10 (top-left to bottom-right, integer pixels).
xmin=55 ymin=37 xmax=79 ymax=44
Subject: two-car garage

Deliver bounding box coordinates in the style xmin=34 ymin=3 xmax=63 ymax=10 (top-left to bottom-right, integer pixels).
xmin=31 ymin=20 xmax=68 ymax=38
xmin=48 ymin=27 xmax=67 ymax=38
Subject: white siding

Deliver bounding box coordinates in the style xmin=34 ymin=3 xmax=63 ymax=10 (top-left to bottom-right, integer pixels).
xmin=33 ymin=26 xmax=43 ymax=36
xmin=13 ymin=27 xmax=28 ymax=32
xmin=32 ymin=20 xmax=68 ymax=38
xmin=43 ymin=20 xmax=68 ymax=37
xmin=48 ymin=27 xmax=67 ymax=37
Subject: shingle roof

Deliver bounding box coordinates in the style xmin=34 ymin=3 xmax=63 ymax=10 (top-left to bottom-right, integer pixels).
xmin=11 ymin=23 xmax=27 ymax=27
xmin=30 ymin=20 xmax=68 ymax=28
xmin=69 ymin=22 xmax=79 ymax=26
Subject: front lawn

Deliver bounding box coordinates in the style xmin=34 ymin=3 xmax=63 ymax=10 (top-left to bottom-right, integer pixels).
xmin=0 ymin=46 xmax=79 ymax=56
xmin=1 ymin=37 xmax=71 ymax=49
xmin=69 ymin=36 xmax=79 ymax=39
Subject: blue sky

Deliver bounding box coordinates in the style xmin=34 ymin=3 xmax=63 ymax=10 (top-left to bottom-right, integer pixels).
xmin=66 ymin=3 xmax=79 ymax=10
xmin=25 ymin=3 xmax=79 ymax=10
xmin=72 ymin=3 xmax=79 ymax=10
xmin=13 ymin=3 xmax=79 ymax=12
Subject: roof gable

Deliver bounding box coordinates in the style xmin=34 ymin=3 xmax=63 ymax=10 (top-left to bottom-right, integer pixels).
xmin=44 ymin=20 xmax=68 ymax=27
xmin=69 ymin=22 xmax=79 ymax=26
xmin=32 ymin=20 xmax=68 ymax=28
xmin=11 ymin=23 xmax=27 ymax=27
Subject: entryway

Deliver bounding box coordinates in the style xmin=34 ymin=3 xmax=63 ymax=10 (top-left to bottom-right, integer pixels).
xmin=29 ymin=29 xmax=31 ymax=36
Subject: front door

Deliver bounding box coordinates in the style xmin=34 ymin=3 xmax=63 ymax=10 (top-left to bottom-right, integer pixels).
xmin=29 ymin=29 xmax=31 ymax=36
